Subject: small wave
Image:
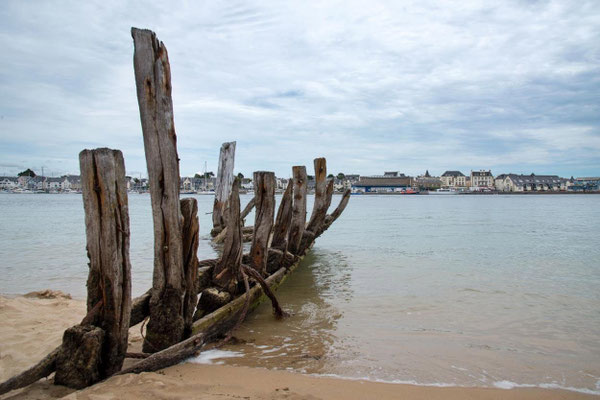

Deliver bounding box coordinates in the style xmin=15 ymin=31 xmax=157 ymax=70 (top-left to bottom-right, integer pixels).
xmin=493 ymin=380 xmax=600 ymax=395
xmin=187 ymin=349 xmax=243 ymax=365
xmin=306 ymin=373 xmax=600 ymax=395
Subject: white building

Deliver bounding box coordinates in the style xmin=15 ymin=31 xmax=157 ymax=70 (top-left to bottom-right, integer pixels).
xmin=0 ymin=177 xmax=18 ymax=190
xmin=440 ymin=171 xmax=467 ymax=188
xmin=470 ymin=170 xmax=494 ymax=189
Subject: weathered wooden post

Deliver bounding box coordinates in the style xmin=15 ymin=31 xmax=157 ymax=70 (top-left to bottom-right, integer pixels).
xmin=288 ymin=166 xmax=307 ymax=255
xmin=306 ymin=157 xmax=329 ymax=233
xmin=212 ymin=177 xmax=243 ymax=293
xmin=131 ymin=27 xmax=189 ymax=352
xmin=54 ymin=148 xmax=132 ymax=388
xmin=271 ymin=180 xmax=293 ymax=250
xmin=212 ymin=141 xmax=236 ymax=235
xmin=250 ymin=171 xmax=275 ymax=276
xmin=180 ymin=198 xmax=199 ymax=336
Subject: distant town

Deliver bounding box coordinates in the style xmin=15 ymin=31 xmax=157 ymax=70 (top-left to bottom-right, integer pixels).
xmin=1 ymin=168 xmax=599 ymax=194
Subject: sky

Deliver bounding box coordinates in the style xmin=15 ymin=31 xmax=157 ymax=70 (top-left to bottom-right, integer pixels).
xmin=1 ymin=0 xmax=599 ymax=179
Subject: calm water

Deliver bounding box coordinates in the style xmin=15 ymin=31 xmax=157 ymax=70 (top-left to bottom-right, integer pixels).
xmin=1 ymin=193 xmax=599 ymax=393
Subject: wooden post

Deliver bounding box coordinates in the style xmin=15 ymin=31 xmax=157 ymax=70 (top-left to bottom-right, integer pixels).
xmin=250 ymin=171 xmax=275 ymax=276
xmin=212 ymin=141 xmax=236 ymax=234
xmin=271 ymin=180 xmax=293 ymax=250
xmin=300 ymin=179 xmax=334 ymax=253
xmin=306 ymin=157 xmax=328 ymax=233
xmin=180 ymin=198 xmax=199 ymax=336
xmin=288 ymin=166 xmax=307 ymax=255
xmin=56 ymin=148 xmax=132 ymax=387
xmin=132 ymin=27 xmax=186 ymax=352
xmin=212 ymin=177 xmax=242 ymax=293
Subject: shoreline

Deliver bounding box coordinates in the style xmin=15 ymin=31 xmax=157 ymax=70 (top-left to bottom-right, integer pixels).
xmin=1 ymin=293 xmax=598 ymax=399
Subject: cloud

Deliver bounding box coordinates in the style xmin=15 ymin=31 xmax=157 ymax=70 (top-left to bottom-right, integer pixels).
xmin=0 ymin=0 xmax=599 ymax=178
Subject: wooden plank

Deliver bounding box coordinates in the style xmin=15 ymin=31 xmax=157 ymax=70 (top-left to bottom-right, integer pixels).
xmin=271 ymin=180 xmax=293 ymax=250
xmin=78 ymin=148 xmax=132 ymax=378
xmin=288 ymin=166 xmax=307 ymax=255
xmin=131 ymin=27 xmax=186 ymax=352
xmin=212 ymin=177 xmax=242 ymax=293
xmin=250 ymin=171 xmax=275 ymax=276
xmin=212 ymin=141 xmax=236 ymax=233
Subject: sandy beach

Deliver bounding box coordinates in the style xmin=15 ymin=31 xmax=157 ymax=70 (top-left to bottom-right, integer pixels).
xmin=1 ymin=293 xmax=596 ymax=400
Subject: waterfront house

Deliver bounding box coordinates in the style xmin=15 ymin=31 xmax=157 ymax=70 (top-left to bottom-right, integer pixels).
xmin=470 ymin=170 xmax=494 ymax=190
xmin=501 ymin=174 xmax=562 ymax=192
xmin=0 ymin=176 xmax=18 ymax=190
xmin=440 ymin=171 xmax=467 ymax=188
xmin=46 ymin=177 xmax=64 ymax=191
xmin=352 ymin=173 xmax=413 ymax=193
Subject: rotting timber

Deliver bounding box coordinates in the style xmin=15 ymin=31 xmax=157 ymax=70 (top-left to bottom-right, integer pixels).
xmin=0 ymin=27 xmax=351 ymax=396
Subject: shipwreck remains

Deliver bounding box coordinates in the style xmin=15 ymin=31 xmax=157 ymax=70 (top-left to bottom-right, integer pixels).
xmin=0 ymin=27 xmax=350 ymax=396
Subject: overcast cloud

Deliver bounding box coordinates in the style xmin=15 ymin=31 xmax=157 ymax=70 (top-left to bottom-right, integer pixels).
xmin=1 ymin=0 xmax=599 ymax=178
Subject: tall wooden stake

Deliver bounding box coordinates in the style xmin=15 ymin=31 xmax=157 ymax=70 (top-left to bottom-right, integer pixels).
xmin=180 ymin=198 xmax=199 ymax=336
xmin=288 ymin=166 xmax=307 ymax=255
xmin=132 ymin=27 xmax=187 ymax=352
xmin=212 ymin=141 xmax=236 ymax=234
xmin=271 ymin=180 xmax=293 ymax=250
xmin=213 ymin=178 xmax=243 ymax=293
xmin=56 ymin=148 xmax=132 ymax=387
xmin=250 ymin=171 xmax=275 ymax=276
xmin=306 ymin=157 xmax=328 ymax=233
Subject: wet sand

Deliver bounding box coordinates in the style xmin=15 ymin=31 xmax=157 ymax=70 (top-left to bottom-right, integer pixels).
xmin=0 ymin=293 xmax=596 ymax=400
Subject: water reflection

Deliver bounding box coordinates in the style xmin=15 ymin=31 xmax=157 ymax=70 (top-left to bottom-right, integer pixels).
xmin=217 ymin=248 xmax=353 ymax=374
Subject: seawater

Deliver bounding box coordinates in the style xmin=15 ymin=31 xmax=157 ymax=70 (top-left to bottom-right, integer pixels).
xmin=1 ymin=193 xmax=599 ymax=392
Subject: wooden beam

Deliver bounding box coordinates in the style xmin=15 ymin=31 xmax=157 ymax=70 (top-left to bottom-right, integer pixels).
xmin=288 ymin=166 xmax=307 ymax=255
xmin=131 ymin=27 xmax=186 ymax=352
xmin=250 ymin=171 xmax=275 ymax=276
xmin=212 ymin=142 xmax=236 ymax=234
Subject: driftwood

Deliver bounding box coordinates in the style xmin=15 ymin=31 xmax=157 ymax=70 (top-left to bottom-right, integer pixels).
xmin=132 ymin=27 xmax=190 ymax=352
xmin=53 ymin=148 xmax=133 ymax=387
xmin=288 ymin=166 xmax=308 ymax=254
xmin=271 ymin=180 xmax=293 ymax=250
xmin=212 ymin=141 xmax=236 ymax=234
xmin=212 ymin=178 xmax=242 ymax=293
xmin=249 ymin=172 xmax=275 ymax=276
xmin=129 ymin=290 xmax=151 ymax=327
xmin=0 ymin=347 xmax=61 ymax=395
xmin=181 ymin=198 xmax=199 ymax=336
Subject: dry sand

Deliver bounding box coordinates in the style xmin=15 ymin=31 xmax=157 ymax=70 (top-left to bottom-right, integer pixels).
xmin=1 ymin=293 xmax=596 ymax=400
